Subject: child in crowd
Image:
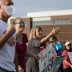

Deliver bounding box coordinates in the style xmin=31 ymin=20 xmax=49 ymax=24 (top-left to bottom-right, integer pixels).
xmin=26 ymin=26 xmax=60 ymax=72
xmin=48 ymin=36 xmax=63 ymax=56
xmin=48 ymin=36 xmax=64 ymax=72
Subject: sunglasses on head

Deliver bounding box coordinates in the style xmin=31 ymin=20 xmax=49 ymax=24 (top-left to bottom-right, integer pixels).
xmin=49 ymin=41 xmax=55 ymax=43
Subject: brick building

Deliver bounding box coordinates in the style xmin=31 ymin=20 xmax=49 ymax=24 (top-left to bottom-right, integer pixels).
xmin=8 ymin=9 xmax=72 ymax=41
xmin=27 ymin=9 xmax=72 ymax=41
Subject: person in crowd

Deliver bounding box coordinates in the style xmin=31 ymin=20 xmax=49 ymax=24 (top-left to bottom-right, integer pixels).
xmin=48 ymin=36 xmax=64 ymax=72
xmin=0 ymin=0 xmax=17 ymax=72
xmin=13 ymin=17 xmax=28 ymax=72
xmin=47 ymin=35 xmax=58 ymax=56
xmin=48 ymin=36 xmax=63 ymax=56
xmin=26 ymin=26 xmax=60 ymax=72
xmin=62 ymin=41 xmax=72 ymax=72
xmin=48 ymin=36 xmax=58 ymax=56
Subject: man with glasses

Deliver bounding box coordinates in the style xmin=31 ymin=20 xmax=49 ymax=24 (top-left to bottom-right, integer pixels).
xmin=0 ymin=0 xmax=16 ymax=72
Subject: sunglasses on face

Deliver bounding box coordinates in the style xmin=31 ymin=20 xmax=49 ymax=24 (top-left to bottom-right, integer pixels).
xmin=67 ymin=44 xmax=71 ymax=46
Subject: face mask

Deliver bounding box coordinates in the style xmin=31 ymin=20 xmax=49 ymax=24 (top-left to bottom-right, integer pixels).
xmin=3 ymin=5 xmax=15 ymax=16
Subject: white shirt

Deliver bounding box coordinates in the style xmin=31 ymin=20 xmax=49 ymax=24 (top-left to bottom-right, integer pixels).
xmin=0 ymin=20 xmax=16 ymax=71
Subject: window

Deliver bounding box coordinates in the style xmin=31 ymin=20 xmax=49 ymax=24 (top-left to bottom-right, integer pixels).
xmin=32 ymin=20 xmax=51 ymax=27
xmin=54 ymin=19 xmax=71 ymax=25
xmin=32 ymin=17 xmax=51 ymax=27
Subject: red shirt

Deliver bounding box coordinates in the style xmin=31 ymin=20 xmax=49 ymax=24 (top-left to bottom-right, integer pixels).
xmin=16 ymin=33 xmax=28 ymax=70
xmin=40 ymin=43 xmax=46 ymax=52
xmin=62 ymin=50 xmax=71 ymax=69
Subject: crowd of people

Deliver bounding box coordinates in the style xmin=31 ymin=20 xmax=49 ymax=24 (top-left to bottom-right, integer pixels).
xmin=0 ymin=0 xmax=72 ymax=72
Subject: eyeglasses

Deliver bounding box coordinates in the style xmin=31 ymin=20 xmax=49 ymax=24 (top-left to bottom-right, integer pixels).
xmin=16 ymin=22 xmax=25 ymax=27
xmin=7 ymin=3 xmax=14 ymax=6
xmin=20 ymin=22 xmax=25 ymax=27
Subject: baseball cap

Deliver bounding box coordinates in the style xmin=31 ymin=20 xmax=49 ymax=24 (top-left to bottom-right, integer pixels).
xmin=65 ymin=42 xmax=71 ymax=46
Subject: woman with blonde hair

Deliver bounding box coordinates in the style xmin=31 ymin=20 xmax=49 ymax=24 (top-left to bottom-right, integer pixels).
xmin=26 ymin=26 xmax=60 ymax=72
xmin=28 ymin=26 xmax=42 ymax=41
xmin=13 ymin=17 xmax=28 ymax=72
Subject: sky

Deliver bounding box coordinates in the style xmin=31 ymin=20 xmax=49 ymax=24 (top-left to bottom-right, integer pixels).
xmin=13 ymin=0 xmax=72 ymax=17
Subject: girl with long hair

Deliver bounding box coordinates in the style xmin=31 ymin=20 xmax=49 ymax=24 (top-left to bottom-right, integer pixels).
xmin=26 ymin=26 xmax=60 ymax=72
